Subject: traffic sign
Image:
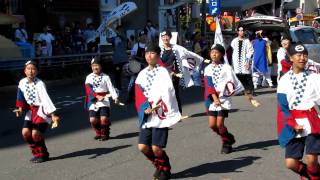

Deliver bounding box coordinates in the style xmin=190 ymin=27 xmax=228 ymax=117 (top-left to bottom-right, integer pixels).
xmin=209 ymin=0 xmax=220 ymax=16
xmin=296 ymin=13 xmax=303 ymax=21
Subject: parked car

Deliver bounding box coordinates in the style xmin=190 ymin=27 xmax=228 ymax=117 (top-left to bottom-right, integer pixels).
xmin=239 ymin=15 xmax=320 ymax=63
xmin=289 ymin=26 xmax=320 ymax=63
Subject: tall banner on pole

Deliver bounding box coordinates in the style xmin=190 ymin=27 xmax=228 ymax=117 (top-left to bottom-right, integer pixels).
xmin=213 ymin=16 xmax=229 ymax=64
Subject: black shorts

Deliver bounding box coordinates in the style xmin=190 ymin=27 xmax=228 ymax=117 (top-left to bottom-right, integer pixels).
xmin=138 ymin=127 xmax=169 ymax=148
xmin=89 ymin=107 xmax=110 ymax=118
xmin=23 ymin=120 xmax=48 ymax=133
xmin=236 ymin=74 xmax=254 ymax=92
xmin=285 ymin=134 xmax=320 ymax=159
xmin=208 ymin=110 xmax=229 ymax=118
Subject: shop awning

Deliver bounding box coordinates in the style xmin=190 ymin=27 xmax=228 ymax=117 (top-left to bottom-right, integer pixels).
xmin=221 ymin=0 xmax=274 ymax=11
xmin=0 ymin=13 xmax=23 ymax=25
xmin=159 ymin=0 xmax=192 ymax=10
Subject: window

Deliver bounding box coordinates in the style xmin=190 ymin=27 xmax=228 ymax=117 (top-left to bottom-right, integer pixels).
xmin=293 ymin=29 xmax=319 ymax=44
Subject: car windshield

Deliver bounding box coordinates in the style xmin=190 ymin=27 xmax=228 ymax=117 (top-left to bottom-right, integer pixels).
xmin=293 ymin=29 xmax=319 ymax=44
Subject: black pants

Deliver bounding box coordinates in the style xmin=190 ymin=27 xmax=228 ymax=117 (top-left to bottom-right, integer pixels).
xmin=113 ymin=62 xmax=126 ymax=90
xmin=172 ymin=76 xmax=182 ymax=113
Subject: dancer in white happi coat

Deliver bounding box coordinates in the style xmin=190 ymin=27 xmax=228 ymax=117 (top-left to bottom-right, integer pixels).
xmin=277 ymin=43 xmax=320 ymax=180
xmin=159 ymin=29 xmax=204 ymax=116
xmin=16 ymin=60 xmax=59 ymax=163
xmin=135 ymin=42 xmax=181 ymax=180
xmin=204 ymin=44 xmax=244 ymax=154
xmin=230 ymin=26 xmax=260 ymax=107
xmin=85 ymin=56 xmax=119 ymax=141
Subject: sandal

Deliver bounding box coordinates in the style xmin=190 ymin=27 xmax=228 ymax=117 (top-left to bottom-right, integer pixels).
xmin=180 ymin=115 xmax=189 ymax=121
xmin=250 ymin=99 xmax=261 ymax=107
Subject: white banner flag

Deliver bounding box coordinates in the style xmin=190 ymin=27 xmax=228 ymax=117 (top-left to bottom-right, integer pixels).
xmin=212 ymin=16 xmax=229 ymax=64
xmin=88 ymin=2 xmax=138 ymax=43
xmin=213 ymin=16 xmax=224 ymax=48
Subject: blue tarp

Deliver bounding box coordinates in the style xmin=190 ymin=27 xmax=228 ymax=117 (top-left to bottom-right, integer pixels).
xmin=15 ymin=41 xmax=35 ymax=58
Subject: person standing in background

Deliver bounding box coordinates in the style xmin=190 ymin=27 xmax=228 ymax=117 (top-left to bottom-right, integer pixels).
xmin=230 ymin=27 xmax=260 ymax=107
xmin=145 ymin=20 xmax=158 ymax=43
xmin=252 ymin=30 xmax=273 ymax=89
xmin=109 ymin=25 xmax=129 ymax=91
xmin=15 ymin=23 xmax=28 ymax=43
xmin=38 ymin=26 xmax=55 ymax=56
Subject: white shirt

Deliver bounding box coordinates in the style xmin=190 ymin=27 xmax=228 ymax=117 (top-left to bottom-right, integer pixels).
xmin=277 ymin=70 xmax=320 ymax=137
xmin=131 ymin=42 xmax=145 ymax=56
xmin=38 ymin=33 xmax=54 ymax=45
xmin=230 ymin=37 xmax=254 ymax=74
xmin=85 ymin=73 xmax=118 ymax=110
xmin=18 ymin=78 xmax=56 ymax=123
xmin=136 ymin=66 xmax=181 ymax=128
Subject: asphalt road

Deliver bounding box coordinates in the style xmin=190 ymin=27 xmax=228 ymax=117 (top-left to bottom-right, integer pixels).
xmin=0 ymin=78 xmax=296 ymax=180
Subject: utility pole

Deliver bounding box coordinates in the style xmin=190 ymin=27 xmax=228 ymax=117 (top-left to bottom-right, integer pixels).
xmin=280 ymin=0 xmax=284 ymax=18
xmin=201 ymin=0 xmax=206 ymax=36
xmin=272 ymin=0 xmax=276 ymax=16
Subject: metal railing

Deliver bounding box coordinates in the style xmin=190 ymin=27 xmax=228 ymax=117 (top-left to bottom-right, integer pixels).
xmin=0 ymin=51 xmax=117 ymax=71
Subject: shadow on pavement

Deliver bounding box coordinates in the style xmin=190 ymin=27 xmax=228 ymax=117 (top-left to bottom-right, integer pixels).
xmin=172 ymin=156 xmax=261 ymax=179
xmin=50 ymin=144 xmax=131 ymax=161
xmin=1 ymin=82 xmax=274 ymax=149
xmin=254 ymin=89 xmax=276 ymax=96
xmin=233 ymin=139 xmax=278 ymax=152
xmin=110 ymin=132 xmax=139 ymax=140
xmin=189 ymin=109 xmax=241 ymax=118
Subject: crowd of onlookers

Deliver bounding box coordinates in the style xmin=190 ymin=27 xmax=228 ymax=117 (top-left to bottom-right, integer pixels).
xmin=14 ymin=22 xmax=99 ymax=57
xmin=12 ymin=19 xmax=161 ymax=58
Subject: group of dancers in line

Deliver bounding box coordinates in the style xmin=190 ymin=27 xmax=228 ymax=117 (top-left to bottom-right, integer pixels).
xmin=14 ymin=28 xmax=320 ymax=180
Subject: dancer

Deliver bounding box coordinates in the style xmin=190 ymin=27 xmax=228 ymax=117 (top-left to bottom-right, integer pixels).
xmin=135 ymin=42 xmax=181 ymax=179
xmin=277 ymin=43 xmax=320 ymax=180
xmin=160 ymin=29 xmax=203 ymax=116
xmin=230 ymin=26 xmax=260 ymax=107
xmin=16 ymin=60 xmax=59 ymax=163
xmin=204 ymin=44 xmax=244 ymax=154
xmin=85 ymin=56 xmax=119 ymax=141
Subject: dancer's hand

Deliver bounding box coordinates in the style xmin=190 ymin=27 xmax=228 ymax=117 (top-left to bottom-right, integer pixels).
xmin=144 ymin=108 xmax=152 ymax=114
xmin=14 ymin=107 xmax=23 ymax=117
xmin=245 ymin=62 xmax=250 ymax=70
xmin=175 ymin=73 xmax=183 ymax=78
xmin=214 ymin=99 xmax=221 ymax=107
xmin=294 ymin=125 xmax=304 ymax=133
xmin=51 ymin=114 xmax=60 ymax=129
xmin=96 ymin=95 xmax=105 ymax=101
xmin=204 ymin=59 xmax=211 ymax=64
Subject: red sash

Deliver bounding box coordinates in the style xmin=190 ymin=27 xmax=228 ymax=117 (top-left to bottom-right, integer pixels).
xmin=291 ymin=108 xmax=320 ymax=134
xmin=28 ymin=105 xmax=46 ymax=124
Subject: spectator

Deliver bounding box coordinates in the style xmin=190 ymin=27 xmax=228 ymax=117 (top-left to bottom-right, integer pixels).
xmin=145 ymin=20 xmax=158 ymax=43
xmin=127 ymin=35 xmax=135 ymax=50
xmin=38 ymin=26 xmax=55 ymax=56
xmin=109 ymin=25 xmax=129 ymax=90
xmin=15 ymin=23 xmax=28 ymax=43
xmin=252 ymin=30 xmax=273 ymax=88
xmin=73 ymin=25 xmax=85 ymax=54
xmin=83 ymin=23 xmax=97 ymax=53
xmin=61 ymin=25 xmax=73 ymax=54
xmin=131 ymin=29 xmax=148 ymax=64
xmin=192 ymin=31 xmax=202 ymax=55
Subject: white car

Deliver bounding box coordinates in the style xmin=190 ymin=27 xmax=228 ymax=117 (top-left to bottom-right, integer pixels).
xmin=289 ymin=26 xmax=320 ymax=63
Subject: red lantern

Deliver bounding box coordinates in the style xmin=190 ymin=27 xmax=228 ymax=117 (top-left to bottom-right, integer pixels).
xmin=210 ymin=22 xmax=216 ymax=31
